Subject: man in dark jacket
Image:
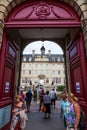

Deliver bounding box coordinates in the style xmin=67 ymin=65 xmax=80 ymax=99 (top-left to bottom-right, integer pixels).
xmin=38 ymin=87 xmax=44 ymax=111
xmin=25 ymin=88 xmax=32 ymax=112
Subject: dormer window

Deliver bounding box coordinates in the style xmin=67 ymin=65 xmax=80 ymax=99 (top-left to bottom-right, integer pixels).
xmin=23 ymin=57 xmax=26 ymax=61
xmin=29 ymin=57 xmax=32 ymax=61
xmin=57 ymin=57 xmax=60 ymax=62
xmin=52 ymin=57 xmax=55 ymax=62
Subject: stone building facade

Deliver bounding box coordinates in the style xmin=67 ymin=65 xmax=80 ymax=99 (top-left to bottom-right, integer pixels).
xmin=20 ymin=53 xmax=65 ymax=90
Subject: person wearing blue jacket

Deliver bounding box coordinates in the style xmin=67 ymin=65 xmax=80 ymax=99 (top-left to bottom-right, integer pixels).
xmin=25 ymin=88 xmax=32 ymax=112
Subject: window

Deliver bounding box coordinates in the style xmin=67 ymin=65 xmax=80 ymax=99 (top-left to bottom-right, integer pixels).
xmin=56 ymin=78 xmax=59 ymax=83
xmin=29 ymin=57 xmax=32 ymax=61
xmin=46 ymin=78 xmax=49 ymax=83
xmin=34 ymin=79 xmax=38 ymax=83
xmin=64 ymin=78 xmax=66 ymax=84
xmin=22 ymin=77 xmax=25 ymax=83
xmin=64 ymin=70 xmax=65 ymax=74
xmin=58 ymin=78 xmax=61 ymax=83
xmin=23 ymin=64 xmax=25 ymax=68
xmin=57 ymin=57 xmax=60 ymax=62
xmin=29 ymin=64 xmax=31 ymax=67
xmin=58 ymin=64 xmax=61 ymax=67
xmin=53 ymin=78 xmax=61 ymax=83
xmin=46 ymin=64 xmax=48 ymax=67
xmin=29 ymin=70 xmax=31 ymax=74
xmin=35 ymin=64 xmax=38 ymax=68
xmin=62 ymin=57 xmax=64 ymax=62
xmin=47 ymin=70 xmax=48 ymax=73
xmin=52 ymin=57 xmax=55 ymax=62
xmin=53 ymin=70 xmax=55 ymax=74
xmin=25 ymin=77 xmax=28 ymax=83
xmin=58 ymin=70 xmax=60 ymax=74
xmin=53 ymin=78 xmax=56 ymax=83
xmin=35 ymin=70 xmax=37 ymax=74
xmin=23 ymin=57 xmax=26 ymax=61
xmin=23 ymin=70 xmax=25 ymax=75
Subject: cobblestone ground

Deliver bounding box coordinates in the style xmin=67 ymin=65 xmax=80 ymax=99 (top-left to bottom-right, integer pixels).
xmin=24 ymin=100 xmax=66 ymax=130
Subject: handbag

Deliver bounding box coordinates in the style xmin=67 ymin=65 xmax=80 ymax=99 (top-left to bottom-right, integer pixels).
xmin=79 ymin=110 xmax=86 ymax=129
xmin=41 ymin=105 xmax=46 ymax=112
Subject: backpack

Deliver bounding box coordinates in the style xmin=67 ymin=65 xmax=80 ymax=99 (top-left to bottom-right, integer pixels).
xmin=25 ymin=90 xmax=32 ymax=101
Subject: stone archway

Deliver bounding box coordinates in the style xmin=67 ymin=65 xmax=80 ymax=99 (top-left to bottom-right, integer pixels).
xmin=3 ymin=0 xmax=82 ymax=94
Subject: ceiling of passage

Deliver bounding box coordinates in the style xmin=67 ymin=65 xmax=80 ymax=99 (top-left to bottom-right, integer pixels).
xmin=18 ymin=28 xmax=69 ymax=39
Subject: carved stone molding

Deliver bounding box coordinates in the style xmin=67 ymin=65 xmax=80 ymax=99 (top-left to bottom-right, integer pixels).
xmin=38 ymin=74 xmax=46 ymax=79
xmin=8 ymin=2 xmax=76 ymax=21
xmin=35 ymin=3 xmax=51 ymax=19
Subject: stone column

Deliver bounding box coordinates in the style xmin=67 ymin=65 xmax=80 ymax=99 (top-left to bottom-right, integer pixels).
xmin=64 ymin=35 xmax=71 ymax=93
xmin=17 ymin=45 xmax=23 ymax=94
xmin=0 ymin=21 xmax=4 ymax=49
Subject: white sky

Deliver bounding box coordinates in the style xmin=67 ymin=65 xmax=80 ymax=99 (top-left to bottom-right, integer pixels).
xmin=23 ymin=41 xmax=63 ymax=54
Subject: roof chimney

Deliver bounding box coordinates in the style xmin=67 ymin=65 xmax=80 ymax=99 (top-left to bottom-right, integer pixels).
xmin=32 ymin=50 xmax=35 ymax=57
xmin=48 ymin=50 xmax=51 ymax=56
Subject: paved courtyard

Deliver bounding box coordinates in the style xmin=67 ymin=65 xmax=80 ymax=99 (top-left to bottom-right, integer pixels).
xmin=24 ymin=100 xmax=66 ymax=130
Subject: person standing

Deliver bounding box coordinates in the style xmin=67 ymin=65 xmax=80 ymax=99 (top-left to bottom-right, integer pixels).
xmin=38 ymin=87 xmax=44 ymax=111
xmin=50 ymin=89 xmax=56 ymax=108
xmin=43 ymin=91 xmax=51 ymax=119
xmin=11 ymin=95 xmax=27 ymax=130
xmin=33 ymin=88 xmax=37 ymax=102
xmin=60 ymin=93 xmax=70 ymax=128
xmin=66 ymin=93 xmax=81 ymax=130
xmin=25 ymin=88 xmax=32 ymax=112
xmin=60 ymin=88 xmax=67 ymax=98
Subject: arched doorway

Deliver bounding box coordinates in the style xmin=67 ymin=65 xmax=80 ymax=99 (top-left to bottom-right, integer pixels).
xmin=0 ymin=1 xmax=87 ymax=129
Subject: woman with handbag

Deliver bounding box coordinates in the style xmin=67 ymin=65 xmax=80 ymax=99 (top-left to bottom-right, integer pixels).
xmin=10 ymin=95 xmax=27 ymax=130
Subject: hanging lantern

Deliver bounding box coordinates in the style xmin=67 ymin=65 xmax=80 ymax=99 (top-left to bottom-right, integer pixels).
xmin=40 ymin=45 xmax=45 ymax=56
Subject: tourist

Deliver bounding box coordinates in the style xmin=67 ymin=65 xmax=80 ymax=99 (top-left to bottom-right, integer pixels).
xmin=33 ymin=88 xmax=37 ymax=102
xmin=66 ymin=93 xmax=81 ymax=130
xmin=60 ymin=93 xmax=70 ymax=128
xmin=25 ymin=88 xmax=32 ymax=112
xmin=38 ymin=87 xmax=44 ymax=111
xmin=50 ymin=88 xmax=56 ymax=108
xmin=10 ymin=95 xmax=27 ymax=130
xmin=43 ymin=91 xmax=51 ymax=119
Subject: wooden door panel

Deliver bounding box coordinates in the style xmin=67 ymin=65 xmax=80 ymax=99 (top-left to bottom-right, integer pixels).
xmin=67 ymin=32 xmax=87 ymax=115
xmin=2 ymin=65 xmax=14 ymax=98
xmin=71 ymin=66 xmax=84 ymax=99
xmin=0 ymin=32 xmax=18 ymax=130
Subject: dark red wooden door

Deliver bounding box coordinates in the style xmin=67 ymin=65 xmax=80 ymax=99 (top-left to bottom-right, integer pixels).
xmin=67 ymin=32 xmax=87 ymax=115
xmin=0 ymin=31 xmax=18 ymax=130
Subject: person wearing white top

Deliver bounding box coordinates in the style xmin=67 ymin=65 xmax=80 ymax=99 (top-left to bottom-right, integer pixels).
xmin=50 ymin=89 xmax=56 ymax=108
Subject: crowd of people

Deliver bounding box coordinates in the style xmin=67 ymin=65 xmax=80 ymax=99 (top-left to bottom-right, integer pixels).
xmin=10 ymin=87 xmax=86 ymax=130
